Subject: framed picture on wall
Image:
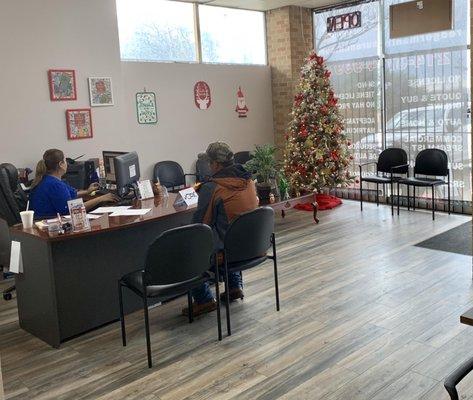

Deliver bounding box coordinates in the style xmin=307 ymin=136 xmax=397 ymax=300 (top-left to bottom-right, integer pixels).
xmin=48 ymin=69 xmax=77 ymax=101
xmin=88 ymin=77 xmax=114 ymax=106
xmin=136 ymin=92 xmax=157 ymax=124
xmin=66 ymin=109 xmax=93 ymax=140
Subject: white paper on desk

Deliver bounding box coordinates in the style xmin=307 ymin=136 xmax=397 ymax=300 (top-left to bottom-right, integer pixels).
xmin=9 ymin=241 xmax=23 ymax=274
xmin=90 ymin=206 xmax=132 ymax=214
xmin=109 ymin=208 xmax=151 ymax=217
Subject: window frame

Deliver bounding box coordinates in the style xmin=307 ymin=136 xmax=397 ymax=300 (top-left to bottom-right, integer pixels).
xmin=116 ymin=0 xmax=268 ymax=66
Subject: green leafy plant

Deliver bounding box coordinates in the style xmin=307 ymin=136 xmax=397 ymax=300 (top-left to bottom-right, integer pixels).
xmin=245 ymin=144 xmax=280 ymax=187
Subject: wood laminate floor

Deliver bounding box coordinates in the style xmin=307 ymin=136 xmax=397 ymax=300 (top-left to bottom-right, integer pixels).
xmin=0 ymin=200 xmax=472 ymax=400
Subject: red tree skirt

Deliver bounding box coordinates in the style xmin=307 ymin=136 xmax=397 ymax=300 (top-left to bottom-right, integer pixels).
xmin=295 ymin=194 xmax=342 ymax=211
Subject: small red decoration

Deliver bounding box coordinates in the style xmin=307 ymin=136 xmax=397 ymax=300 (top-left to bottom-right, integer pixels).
xmin=235 ymin=86 xmax=249 ymax=117
xmin=194 ymin=81 xmax=211 ymax=110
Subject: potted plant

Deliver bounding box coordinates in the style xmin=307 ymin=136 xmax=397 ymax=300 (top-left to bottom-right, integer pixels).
xmin=245 ymin=144 xmax=279 ymax=202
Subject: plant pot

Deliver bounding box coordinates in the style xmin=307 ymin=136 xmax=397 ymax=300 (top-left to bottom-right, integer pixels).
xmin=257 ymin=183 xmax=272 ymax=202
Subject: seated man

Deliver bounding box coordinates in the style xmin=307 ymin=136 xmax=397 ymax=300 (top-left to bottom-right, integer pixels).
xmin=184 ymin=142 xmax=258 ymax=316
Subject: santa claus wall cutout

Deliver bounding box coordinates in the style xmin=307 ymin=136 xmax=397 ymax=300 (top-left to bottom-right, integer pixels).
xmin=235 ymin=86 xmax=249 ymax=117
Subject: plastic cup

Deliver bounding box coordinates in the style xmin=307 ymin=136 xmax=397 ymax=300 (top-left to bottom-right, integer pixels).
xmin=20 ymin=210 xmax=34 ymax=229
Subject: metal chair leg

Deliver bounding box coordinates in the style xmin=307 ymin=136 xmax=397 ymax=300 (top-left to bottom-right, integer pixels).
xmin=272 ymin=234 xmax=280 ymax=312
xmin=214 ymin=258 xmax=222 ymax=341
xmin=448 ymin=181 xmax=451 ymax=214
xmin=360 ymin=179 xmax=363 ymax=211
xmin=223 ymin=257 xmax=231 ymax=336
xmin=397 ymin=182 xmax=400 ymax=216
xmin=413 ymin=187 xmax=416 ymax=210
xmin=187 ymin=291 xmax=193 ymax=324
xmin=390 ymin=181 xmax=394 ymax=216
xmin=142 ymin=290 xmax=152 ymax=368
xmin=118 ymin=281 xmax=126 ymax=347
xmin=407 ymin=185 xmax=410 ymax=211
xmin=376 ymin=183 xmax=379 ymax=206
xmin=432 ymin=185 xmax=435 ymax=220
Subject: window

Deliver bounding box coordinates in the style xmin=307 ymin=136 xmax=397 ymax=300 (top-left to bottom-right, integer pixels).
xmin=315 ymin=0 xmax=471 ymax=211
xmin=199 ymin=6 xmax=266 ymax=65
xmin=116 ymin=0 xmax=197 ymax=62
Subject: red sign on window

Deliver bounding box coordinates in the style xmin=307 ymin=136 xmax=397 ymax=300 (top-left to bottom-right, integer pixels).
xmin=327 ymin=11 xmax=361 ymax=33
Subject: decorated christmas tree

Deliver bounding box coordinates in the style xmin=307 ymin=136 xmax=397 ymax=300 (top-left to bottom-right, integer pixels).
xmin=283 ymin=50 xmax=353 ymax=196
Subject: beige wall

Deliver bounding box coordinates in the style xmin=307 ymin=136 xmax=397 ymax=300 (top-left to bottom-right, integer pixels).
xmin=0 ymin=0 xmax=274 ymax=179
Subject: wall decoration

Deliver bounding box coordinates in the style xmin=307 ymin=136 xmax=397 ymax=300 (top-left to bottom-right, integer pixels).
xmin=235 ymin=86 xmax=249 ymax=118
xmin=194 ymin=81 xmax=211 ymax=110
xmin=48 ymin=69 xmax=77 ymax=101
xmin=88 ymin=77 xmax=114 ymax=106
xmin=136 ymin=92 xmax=157 ymax=124
xmin=66 ymin=109 xmax=93 ymax=140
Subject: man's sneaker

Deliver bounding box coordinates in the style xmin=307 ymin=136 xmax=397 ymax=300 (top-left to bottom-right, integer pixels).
xmin=181 ymin=299 xmax=217 ymax=317
xmin=219 ymin=288 xmax=244 ymax=303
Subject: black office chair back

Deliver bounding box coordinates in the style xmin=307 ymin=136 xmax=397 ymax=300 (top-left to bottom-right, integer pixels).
xmin=0 ymin=164 xmax=26 ymax=225
xmin=144 ymin=224 xmax=214 ymax=285
xmin=224 ymin=207 xmax=274 ymax=264
xmin=0 ymin=218 xmax=10 ymax=270
xmin=196 ymin=158 xmax=211 ymax=182
xmin=153 ymin=161 xmax=185 ymax=189
xmin=234 ymin=151 xmax=252 ymax=166
xmin=377 ymin=148 xmax=408 ymax=174
xmin=414 ymin=148 xmax=448 ymax=176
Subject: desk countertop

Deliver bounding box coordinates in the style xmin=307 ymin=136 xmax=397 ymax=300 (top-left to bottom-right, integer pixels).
xmin=10 ymin=193 xmax=196 ymax=242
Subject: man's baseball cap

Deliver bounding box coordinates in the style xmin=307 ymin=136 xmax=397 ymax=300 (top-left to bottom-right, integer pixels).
xmin=201 ymin=142 xmax=234 ymax=164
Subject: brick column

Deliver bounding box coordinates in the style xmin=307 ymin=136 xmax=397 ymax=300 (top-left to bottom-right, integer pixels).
xmin=266 ymin=6 xmax=313 ymax=151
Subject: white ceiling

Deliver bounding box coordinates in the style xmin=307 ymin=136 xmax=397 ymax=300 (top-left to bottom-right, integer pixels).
xmin=175 ymin=0 xmax=348 ymax=11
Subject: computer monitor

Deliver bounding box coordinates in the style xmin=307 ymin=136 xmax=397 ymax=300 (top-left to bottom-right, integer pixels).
xmin=102 ymin=151 xmax=126 ymax=184
xmin=114 ymin=151 xmax=140 ymax=197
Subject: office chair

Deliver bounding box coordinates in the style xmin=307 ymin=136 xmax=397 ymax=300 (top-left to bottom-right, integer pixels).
xmin=234 ymin=151 xmax=252 ymax=166
xmin=118 ymin=223 xmax=222 ymax=368
xmin=221 ymin=207 xmax=278 ymax=336
xmin=153 ymin=161 xmax=195 ymax=192
xmin=0 ymin=163 xmax=28 ymax=300
xmin=359 ymin=148 xmax=408 ymax=216
xmin=397 ymin=148 xmax=450 ymax=220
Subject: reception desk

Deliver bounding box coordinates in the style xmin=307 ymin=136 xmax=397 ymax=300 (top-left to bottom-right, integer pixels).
xmin=10 ymin=194 xmax=195 ymax=347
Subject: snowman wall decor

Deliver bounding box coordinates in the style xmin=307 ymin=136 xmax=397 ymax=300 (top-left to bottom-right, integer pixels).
xmin=235 ymin=86 xmax=248 ymax=118
xmin=194 ymin=81 xmax=211 ymax=110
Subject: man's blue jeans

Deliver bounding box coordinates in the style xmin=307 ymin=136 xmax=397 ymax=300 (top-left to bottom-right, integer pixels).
xmin=192 ymin=271 xmax=242 ymax=304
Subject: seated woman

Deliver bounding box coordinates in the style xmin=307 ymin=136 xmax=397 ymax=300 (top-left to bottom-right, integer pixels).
xmin=30 ymin=149 xmax=118 ymax=218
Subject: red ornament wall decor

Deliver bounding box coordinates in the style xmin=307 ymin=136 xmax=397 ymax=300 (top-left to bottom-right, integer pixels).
xmin=194 ymin=81 xmax=211 ymax=110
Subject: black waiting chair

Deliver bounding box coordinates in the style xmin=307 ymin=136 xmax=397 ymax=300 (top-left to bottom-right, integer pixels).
xmin=221 ymin=207 xmax=278 ymax=336
xmin=359 ymin=148 xmax=409 ymax=216
xmin=0 ymin=163 xmax=28 ymax=300
xmin=118 ymin=224 xmax=222 ymax=368
xmin=397 ymin=148 xmax=450 ymax=220
xmin=195 ymin=158 xmax=212 ymax=183
xmin=234 ymin=151 xmax=252 ymax=166
xmin=444 ymin=357 xmax=473 ymax=399
xmin=153 ymin=161 xmax=195 ymax=192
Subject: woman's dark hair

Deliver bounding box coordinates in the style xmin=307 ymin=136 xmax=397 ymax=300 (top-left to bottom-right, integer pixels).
xmin=42 ymin=149 xmax=64 ymax=172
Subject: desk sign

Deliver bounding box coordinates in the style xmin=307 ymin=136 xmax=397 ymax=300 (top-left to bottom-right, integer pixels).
xmin=137 ymin=180 xmax=154 ymax=200
xmin=174 ymin=187 xmax=199 ymax=207
xmin=67 ymin=198 xmax=90 ymax=232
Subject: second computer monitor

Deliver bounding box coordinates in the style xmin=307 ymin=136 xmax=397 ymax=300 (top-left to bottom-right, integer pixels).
xmin=114 ymin=151 xmax=140 ymax=197
xmin=102 ymin=151 xmax=126 ymax=184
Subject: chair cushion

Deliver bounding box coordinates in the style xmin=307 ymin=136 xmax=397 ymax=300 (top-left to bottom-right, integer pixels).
xmin=120 ymin=269 xmax=210 ymax=300
xmin=361 ymin=176 xmax=392 ymax=184
xmin=398 ymin=177 xmax=446 ymax=187
xmin=226 ymin=256 xmax=268 ymax=273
